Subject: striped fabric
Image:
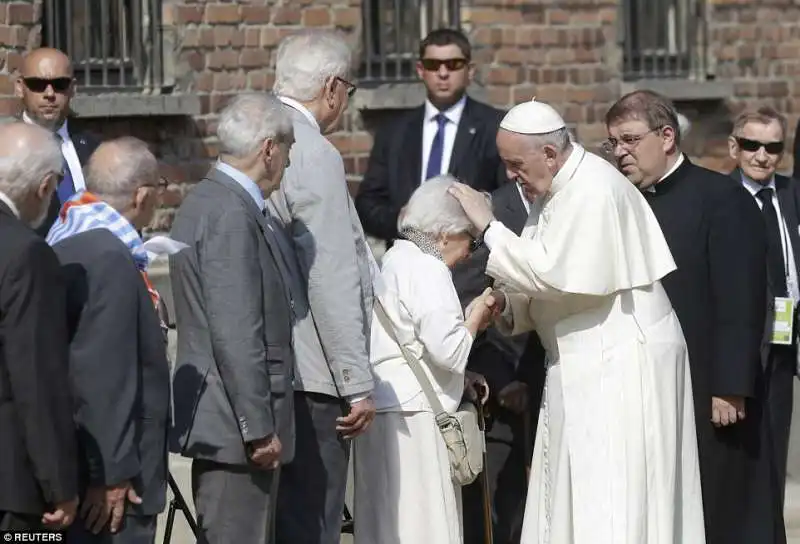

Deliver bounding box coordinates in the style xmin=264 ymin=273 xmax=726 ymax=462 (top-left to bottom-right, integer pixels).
xmin=46 ymin=191 xmax=161 ymax=311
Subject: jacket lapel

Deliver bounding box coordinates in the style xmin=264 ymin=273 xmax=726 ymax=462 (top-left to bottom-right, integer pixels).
xmin=776 ymin=175 xmax=800 ymax=278
xmin=407 ymin=106 xmax=425 ymax=188
xmin=449 ymin=98 xmax=478 ymax=179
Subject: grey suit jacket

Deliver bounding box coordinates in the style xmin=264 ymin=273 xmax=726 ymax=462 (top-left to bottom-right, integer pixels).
xmin=53 ymin=229 xmax=171 ymax=516
xmin=268 ymin=104 xmax=375 ymax=399
xmin=169 ymin=167 xmax=295 ymax=466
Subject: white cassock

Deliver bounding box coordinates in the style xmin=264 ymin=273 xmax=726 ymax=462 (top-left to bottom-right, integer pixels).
xmin=485 ymin=144 xmax=705 ymax=544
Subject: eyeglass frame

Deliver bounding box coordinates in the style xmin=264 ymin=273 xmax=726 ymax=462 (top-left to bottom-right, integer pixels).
xmin=602 ymin=126 xmax=664 ymax=155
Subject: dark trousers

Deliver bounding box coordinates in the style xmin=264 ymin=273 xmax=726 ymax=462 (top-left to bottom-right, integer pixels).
xmin=0 ymin=511 xmax=45 ymax=532
xmin=275 ymin=391 xmax=349 ymax=544
xmin=65 ymin=515 xmax=157 ymax=544
xmin=462 ymin=413 xmax=529 ymax=544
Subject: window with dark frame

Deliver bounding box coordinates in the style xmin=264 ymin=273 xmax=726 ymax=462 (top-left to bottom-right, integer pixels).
xmin=41 ymin=0 xmax=164 ymax=93
xmin=621 ymin=0 xmax=708 ymax=81
xmin=359 ymin=0 xmax=461 ymax=85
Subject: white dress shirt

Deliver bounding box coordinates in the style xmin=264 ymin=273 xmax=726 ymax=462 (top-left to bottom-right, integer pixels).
xmin=22 ymin=112 xmax=86 ymax=192
xmin=370 ymin=240 xmax=473 ymax=413
xmin=277 ymin=95 xmax=320 ymax=132
xmin=740 ymin=173 xmax=799 ymax=301
xmin=0 ymin=189 xmax=20 ymax=218
xmin=420 ymin=96 xmax=467 ymax=184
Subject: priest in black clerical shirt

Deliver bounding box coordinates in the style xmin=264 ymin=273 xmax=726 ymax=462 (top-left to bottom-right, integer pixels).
xmin=605 ymin=90 xmax=783 ymax=544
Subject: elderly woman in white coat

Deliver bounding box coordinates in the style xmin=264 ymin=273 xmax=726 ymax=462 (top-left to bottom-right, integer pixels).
xmin=353 ymin=175 xmax=496 ymax=544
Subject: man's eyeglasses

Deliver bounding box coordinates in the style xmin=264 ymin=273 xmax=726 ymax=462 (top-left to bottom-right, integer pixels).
xmin=420 ymin=58 xmax=469 ymax=72
xmin=336 ymin=77 xmax=357 ymax=98
xmin=735 ymin=137 xmax=784 ymax=155
xmin=23 ymin=77 xmax=72 ymax=94
xmin=602 ymin=127 xmax=662 ymax=154
xmin=469 ymin=236 xmax=483 ymax=253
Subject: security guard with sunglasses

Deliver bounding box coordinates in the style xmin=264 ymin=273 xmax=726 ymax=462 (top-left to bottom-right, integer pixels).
xmin=729 ymin=106 xmax=800 ymax=523
xmin=14 ymin=47 xmax=100 ymax=236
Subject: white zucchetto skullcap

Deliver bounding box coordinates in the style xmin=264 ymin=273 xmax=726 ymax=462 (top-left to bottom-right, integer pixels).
xmin=500 ymin=97 xmax=566 ymax=135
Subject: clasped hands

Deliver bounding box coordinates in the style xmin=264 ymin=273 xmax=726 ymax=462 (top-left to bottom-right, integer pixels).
xmin=465 ymin=287 xmax=506 ymax=331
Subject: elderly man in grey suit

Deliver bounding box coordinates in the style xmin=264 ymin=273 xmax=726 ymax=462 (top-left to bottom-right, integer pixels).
xmin=269 ymin=30 xmax=376 ymax=544
xmin=169 ymin=93 xmax=296 ymax=544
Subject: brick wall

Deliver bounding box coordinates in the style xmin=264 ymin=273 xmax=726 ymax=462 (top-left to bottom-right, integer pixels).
xmin=1 ymin=0 xmax=799 ymax=229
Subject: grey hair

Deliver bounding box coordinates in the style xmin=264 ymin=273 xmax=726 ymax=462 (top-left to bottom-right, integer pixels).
xmin=86 ymin=137 xmax=159 ymax=210
xmin=398 ymin=175 xmax=473 ymax=236
xmin=528 ymin=127 xmax=571 ymax=152
xmin=273 ymin=30 xmax=352 ymax=101
xmin=217 ymin=93 xmax=294 ymax=158
xmin=0 ymin=123 xmax=62 ymax=202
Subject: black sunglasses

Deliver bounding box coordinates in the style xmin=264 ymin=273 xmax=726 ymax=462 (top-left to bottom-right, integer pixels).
xmin=23 ymin=77 xmax=72 ymax=93
xmin=736 ymin=137 xmax=784 ymax=155
xmin=420 ymin=58 xmax=469 ymax=72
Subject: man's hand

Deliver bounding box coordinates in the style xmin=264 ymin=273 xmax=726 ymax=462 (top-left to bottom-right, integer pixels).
xmin=42 ymin=496 xmax=78 ymax=529
xmin=464 ymin=371 xmax=490 ymax=405
xmin=447 ymin=182 xmax=496 ymax=232
xmin=248 ymin=434 xmax=282 ymax=470
xmin=490 ymin=290 xmax=506 ymax=314
xmin=336 ymin=396 xmax=376 ymax=439
xmin=465 ymin=288 xmax=501 ymax=331
xmin=711 ymin=395 xmax=746 ymax=427
xmin=498 ymin=381 xmax=529 ymax=414
xmin=80 ymin=481 xmax=142 ymax=534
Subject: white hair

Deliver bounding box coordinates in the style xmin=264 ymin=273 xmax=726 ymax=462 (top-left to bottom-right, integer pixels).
xmin=528 ymin=126 xmax=571 ymax=152
xmin=273 ymin=30 xmax=352 ymax=101
xmin=86 ymin=137 xmax=159 ymax=209
xmin=0 ymin=123 xmax=62 ymax=202
xmin=217 ymin=93 xmax=294 ymax=158
xmin=677 ymin=112 xmax=691 ymax=138
xmin=398 ymin=175 xmax=473 ymax=236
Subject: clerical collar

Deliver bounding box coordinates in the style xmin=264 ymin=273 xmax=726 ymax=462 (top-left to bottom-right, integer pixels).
xmin=739 ymin=170 xmax=776 ymax=197
xmin=424 ymin=95 xmax=467 ymax=126
xmin=645 ymin=153 xmax=685 ymax=193
xmin=549 ymin=143 xmax=583 ymax=195
xmin=0 ymin=189 xmax=20 ymax=218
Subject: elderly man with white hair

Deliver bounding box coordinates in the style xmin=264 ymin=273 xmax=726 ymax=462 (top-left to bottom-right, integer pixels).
xmin=449 ymin=99 xmax=706 ymax=543
xmin=170 ymin=93 xmax=296 ymax=544
xmin=45 ymin=136 xmax=171 ymax=543
xmin=353 ymin=175 xmax=494 ymax=544
xmin=267 ymin=30 xmax=378 ymax=543
xmin=0 ymin=122 xmax=79 ymax=533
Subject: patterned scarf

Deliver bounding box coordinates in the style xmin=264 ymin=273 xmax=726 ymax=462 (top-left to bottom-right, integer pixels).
xmin=399 ymin=227 xmax=445 ymax=263
xmin=46 ymin=191 xmax=162 ymax=312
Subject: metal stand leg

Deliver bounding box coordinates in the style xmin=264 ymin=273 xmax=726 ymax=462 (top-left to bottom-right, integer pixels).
xmin=162 ymin=472 xmax=203 ymax=543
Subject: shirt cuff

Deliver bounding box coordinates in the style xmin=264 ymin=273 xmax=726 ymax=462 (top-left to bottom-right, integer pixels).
xmin=483 ymin=221 xmax=503 ymax=251
xmin=346 ymin=393 xmax=370 ymax=404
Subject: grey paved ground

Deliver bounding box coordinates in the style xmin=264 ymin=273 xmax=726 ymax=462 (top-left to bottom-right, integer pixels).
xmin=149 ymin=261 xmax=800 ymax=544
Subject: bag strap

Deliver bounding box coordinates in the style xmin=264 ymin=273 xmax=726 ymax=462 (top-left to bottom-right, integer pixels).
xmin=373 ymin=296 xmax=449 ymax=420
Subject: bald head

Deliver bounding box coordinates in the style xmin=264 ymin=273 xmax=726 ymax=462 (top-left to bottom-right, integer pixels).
xmin=0 ymin=122 xmax=63 ymax=226
xmin=16 ymin=48 xmax=75 ymax=130
xmin=85 ymin=137 xmax=161 ymax=229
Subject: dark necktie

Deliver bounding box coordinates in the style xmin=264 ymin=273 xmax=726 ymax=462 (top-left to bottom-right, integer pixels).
xmin=56 ymin=135 xmax=75 ymax=204
xmin=424 ymin=113 xmax=448 ymax=181
xmin=756 ymin=187 xmax=788 ymax=297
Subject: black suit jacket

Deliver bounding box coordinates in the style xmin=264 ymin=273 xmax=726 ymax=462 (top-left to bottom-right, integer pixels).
xmin=0 ymin=200 xmax=77 ymax=515
xmin=52 ymin=229 xmax=171 ymax=516
xmin=35 ymin=128 xmax=101 ymax=238
xmin=731 ymin=169 xmax=800 ymax=367
xmin=355 ymin=96 xmax=508 ymax=242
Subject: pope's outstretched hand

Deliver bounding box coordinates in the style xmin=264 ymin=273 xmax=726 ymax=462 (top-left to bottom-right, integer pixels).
xmin=448 ymin=182 xmax=495 ymax=232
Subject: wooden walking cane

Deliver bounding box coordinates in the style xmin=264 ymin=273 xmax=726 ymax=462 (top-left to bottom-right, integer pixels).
xmin=477 ymin=399 xmax=494 ymax=544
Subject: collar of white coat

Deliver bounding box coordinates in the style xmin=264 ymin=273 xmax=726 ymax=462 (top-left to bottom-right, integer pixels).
xmin=550 ymin=143 xmax=583 ymax=196
xmin=0 ymin=189 xmax=20 ymax=218
xmin=278 ymin=96 xmax=320 ymax=132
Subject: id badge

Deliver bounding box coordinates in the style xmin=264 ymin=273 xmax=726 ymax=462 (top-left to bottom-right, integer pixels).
xmin=771 ymin=297 xmax=795 ymax=345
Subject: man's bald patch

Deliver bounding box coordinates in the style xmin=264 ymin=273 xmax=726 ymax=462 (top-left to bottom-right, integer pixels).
xmin=0 ymin=122 xmax=56 ymax=157
xmin=21 ymin=48 xmax=73 ymax=78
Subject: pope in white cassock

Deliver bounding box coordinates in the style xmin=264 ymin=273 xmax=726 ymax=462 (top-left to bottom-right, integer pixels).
xmin=449 ymin=99 xmax=706 ymax=544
